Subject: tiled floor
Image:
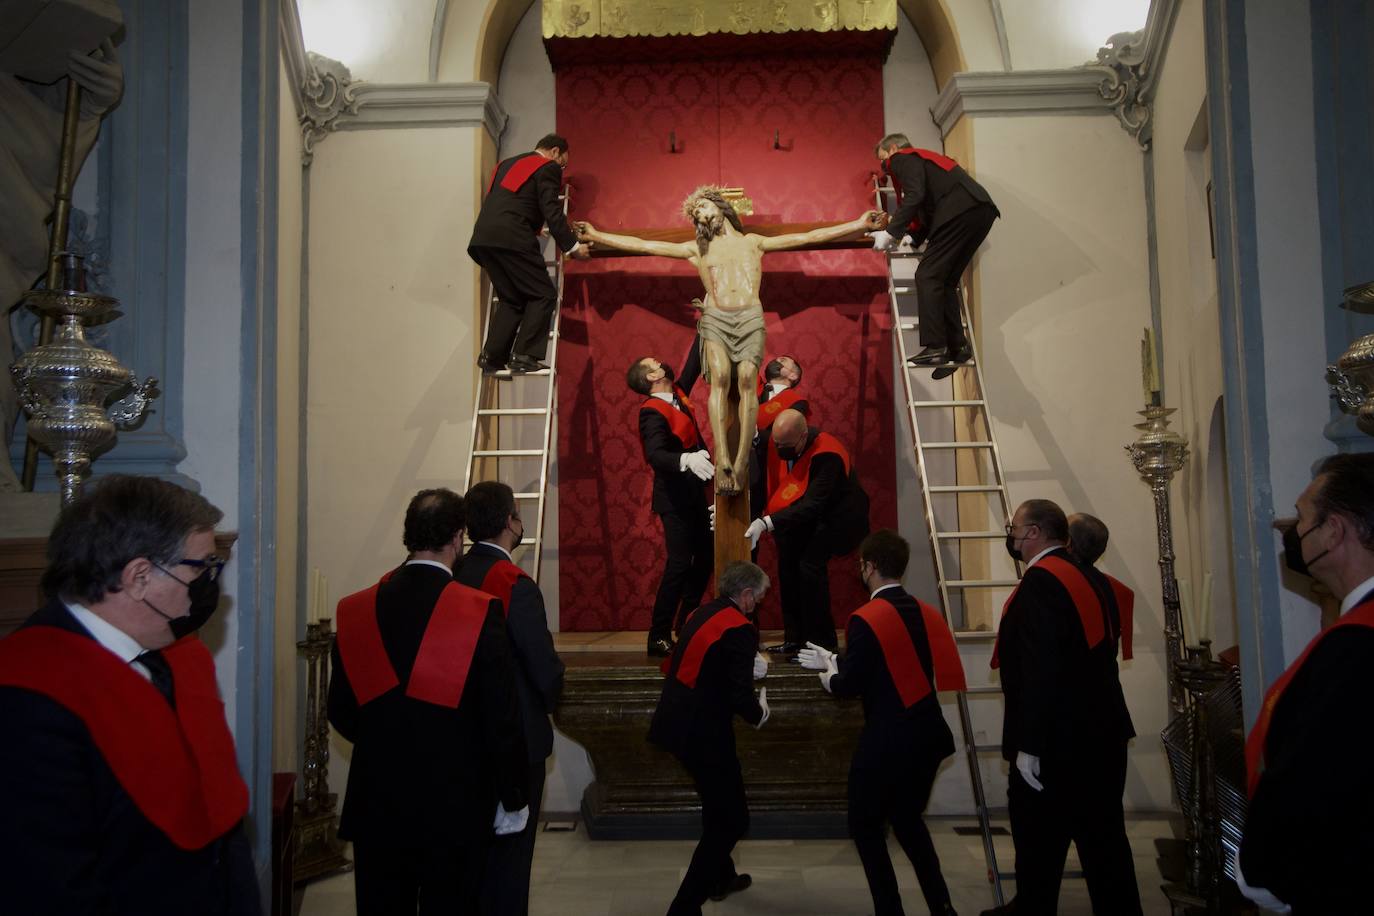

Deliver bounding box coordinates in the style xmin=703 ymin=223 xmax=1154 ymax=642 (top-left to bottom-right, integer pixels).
xmin=299 ymin=815 xmax=1176 ymax=915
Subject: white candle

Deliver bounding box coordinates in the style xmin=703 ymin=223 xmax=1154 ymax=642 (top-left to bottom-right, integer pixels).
xmin=319 ymin=573 xmax=328 ymax=623
xmin=1201 ymin=572 xmax=1214 ymax=645
xmin=1177 ymin=577 xmax=1193 ymax=647
xmin=309 ymin=569 xmax=321 ymax=624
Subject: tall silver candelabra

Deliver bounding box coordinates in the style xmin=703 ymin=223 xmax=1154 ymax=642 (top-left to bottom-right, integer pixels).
xmin=1125 ymin=404 xmax=1190 ymax=718
xmin=294 ymin=618 xmax=350 ymax=883
xmin=10 ymin=254 xmax=156 ymax=504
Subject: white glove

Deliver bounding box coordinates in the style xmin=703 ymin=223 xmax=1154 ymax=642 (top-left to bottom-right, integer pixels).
xmin=709 ymin=504 xmax=716 ymax=532
xmin=683 ymin=450 xmax=714 ymax=481
xmin=754 ymin=686 xmax=769 ymax=728
xmin=870 ymin=229 xmax=895 ymax=251
xmin=493 ymin=801 xmax=530 ymax=835
xmin=1016 ymin=751 xmax=1043 ymax=792
xmin=752 ymin=652 xmax=768 ymax=680
xmin=744 ymin=518 xmax=768 ymax=549
xmin=796 ymin=641 xmax=835 ymax=671
xmin=1232 ymin=849 xmax=1291 ymax=913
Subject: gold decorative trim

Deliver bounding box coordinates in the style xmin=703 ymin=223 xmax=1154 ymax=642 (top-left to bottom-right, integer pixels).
xmin=542 ymin=0 xmax=896 ymax=39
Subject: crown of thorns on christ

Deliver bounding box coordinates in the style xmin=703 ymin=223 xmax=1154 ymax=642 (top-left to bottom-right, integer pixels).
xmin=682 ymin=185 xmax=743 ymax=231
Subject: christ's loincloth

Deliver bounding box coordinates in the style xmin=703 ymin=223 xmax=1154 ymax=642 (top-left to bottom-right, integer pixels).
xmin=697 ymin=305 xmax=766 ymax=380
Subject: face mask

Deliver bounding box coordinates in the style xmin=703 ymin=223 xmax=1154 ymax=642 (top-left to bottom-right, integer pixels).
xmin=776 ymin=443 xmax=799 ymax=461
xmin=1005 ymin=532 xmax=1023 ymax=562
xmin=145 ymin=569 xmax=222 ymax=639
xmin=509 ymin=517 xmax=525 ymax=545
xmin=1283 ymin=520 xmax=1329 ymax=577
xmin=660 ymin=363 xmax=676 ymax=383
xmin=858 ymin=563 xmax=872 ymax=592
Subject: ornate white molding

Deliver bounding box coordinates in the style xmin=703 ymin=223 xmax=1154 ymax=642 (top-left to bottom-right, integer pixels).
xmin=336 ymin=83 xmax=508 ymax=139
xmin=300 ymin=53 xmax=361 ymax=165
xmin=1090 ymin=0 xmax=1183 ymax=150
xmin=932 ymin=69 xmax=1113 ymax=136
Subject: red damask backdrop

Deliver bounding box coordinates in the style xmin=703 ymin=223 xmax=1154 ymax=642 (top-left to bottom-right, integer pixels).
xmin=554 ymin=52 xmax=896 ymax=631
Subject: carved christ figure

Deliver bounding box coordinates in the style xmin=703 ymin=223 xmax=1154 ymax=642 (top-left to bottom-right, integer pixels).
xmin=577 ymin=188 xmax=887 ymax=495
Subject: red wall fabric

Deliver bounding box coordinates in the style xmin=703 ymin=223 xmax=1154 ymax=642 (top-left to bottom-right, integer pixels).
xmin=554 ymin=53 xmax=895 ymax=632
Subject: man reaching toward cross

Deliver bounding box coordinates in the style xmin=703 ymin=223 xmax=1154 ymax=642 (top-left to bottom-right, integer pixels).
xmin=577 ymin=187 xmax=887 ymax=497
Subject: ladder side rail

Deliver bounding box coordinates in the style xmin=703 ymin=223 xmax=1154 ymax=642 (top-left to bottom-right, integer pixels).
xmin=529 ymin=188 xmax=571 ymax=581
xmin=465 ymin=282 xmax=502 ymax=494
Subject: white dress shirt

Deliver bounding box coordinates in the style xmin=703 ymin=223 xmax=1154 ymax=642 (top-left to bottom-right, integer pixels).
xmin=66 ymin=601 xmax=153 ymax=682
xmin=477 ymin=541 xmax=514 ymax=562
xmin=405 ymin=558 xmax=452 ymax=575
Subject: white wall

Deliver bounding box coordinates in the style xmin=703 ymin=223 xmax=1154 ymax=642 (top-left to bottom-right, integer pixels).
xmin=298 ymin=0 xmax=434 ymax=82
xmin=1000 ymin=0 xmax=1152 ymax=70
xmin=496 ymin=4 xmax=556 ymax=157
xmin=182 ymin=0 xmax=245 ymax=720
xmin=884 ymin=6 xmax=943 ymax=149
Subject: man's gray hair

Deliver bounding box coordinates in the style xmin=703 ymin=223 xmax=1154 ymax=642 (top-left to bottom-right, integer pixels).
xmin=876 ymin=133 xmax=910 ymax=155
xmin=717 ymin=561 xmax=769 ymax=600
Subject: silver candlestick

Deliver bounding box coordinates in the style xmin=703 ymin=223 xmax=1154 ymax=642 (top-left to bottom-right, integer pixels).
xmin=10 ymin=254 xmax=156 ymax=504
xmin=1125 ymin=403 xmax=1190 ymax=718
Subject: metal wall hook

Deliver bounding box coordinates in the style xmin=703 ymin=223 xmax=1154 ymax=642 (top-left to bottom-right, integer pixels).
xmin=669 ymin=130 xmax=679 ymax=153
xmin=773 ymin=129 xmax=781 ymax=149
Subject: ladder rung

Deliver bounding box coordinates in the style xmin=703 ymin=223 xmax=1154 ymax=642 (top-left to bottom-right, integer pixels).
xmin=894 ymin=285 xmax=914 ymax=294
xmin=911 ymin=399 xmax=984 ymax=408
xmin=477 ymin=408 xmax=549 ymax=416
xmin=923 ymin=441 xmax=993 ymax=449
xmin=964 ymin=685 xmax=1003 ymax=696
xmin=929 ymin=485 xmax=1003 ymax=494
xmin=972 ymin=743 xmax=1003 ymax=754
xmin=471 ymin=449 xmax=544 ymax=457
xmin=947 ymin=578 xmax=1020 ymax=588
xmin=517 ymin=537 xmax=537 ymax=546
xmin=513 ymin=492 xmax=541 ymax=499
xmin=935 ymin=529 xmax=1006 ymax=538
xmin=895 ymin=320 xmax=968 ymax=330
xmin=953 ymin=629 xmax=998 ymax=641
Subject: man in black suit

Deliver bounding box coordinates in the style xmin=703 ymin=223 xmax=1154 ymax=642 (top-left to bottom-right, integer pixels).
xmin=457 ymin=481 xmax=565 ymax=916
xmin=1236 ymin=453 xmax=1374 ymax=913
xmin=872 ymin=133 xmax=999 ymax=379
xmin=649 ymin=561 xmax=771 ymax=916
xmin=468 ymin=133 xmax=589 ymax=374
xmin=627 ymin=350 xmax=714 ymax=656
xmin=329 ymin=488 xmax=528 ymax=916
xmin=749 ymin=408 xmax=870 ymax=654
xmin=751 ymin=355 xmax=808 ymax=524
xmin=800 ymin=529 xmax=964 ymax=916
xmin=0 ymin=475 xmax=259 ymax=915
xmin=983 ymin=499 xmax=1140 ymax=916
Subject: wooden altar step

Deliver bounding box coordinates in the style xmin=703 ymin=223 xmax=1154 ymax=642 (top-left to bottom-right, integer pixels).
xmin=553 ymin=630 xmax=872 ymax=840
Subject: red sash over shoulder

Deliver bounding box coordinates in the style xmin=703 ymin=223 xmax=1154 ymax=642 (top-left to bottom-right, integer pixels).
xmin=641 ymin=386 xmax=700 ymax=449
xmin=882 ymin=147 xmax=959 ymax=232
xmin=336 ymin=578 xmax=491 ymax=708
xmin=765 ymin=432 xmax=850 ymax=516
xmin=1245 ymin=598 xmax=1374 ymax=796
xmin=990 ymin=555 xmax=1109 ymax=669
xmin=666 ymin=604 xmax=752 ymax=688
xmin=480 ymin=558 xmax=529 ymax=618
xmin=1104 ymin=573 xmax=1134 ymax=660
xmin=851 ymin=598 xmax=966 ymax=708
xmin=486 ymin=152 xmax=554 ymax=195
xmin=0 ymin=626 xmax=248 ymax=850
xmin=757 ymin=386 xmax=804 ymax=430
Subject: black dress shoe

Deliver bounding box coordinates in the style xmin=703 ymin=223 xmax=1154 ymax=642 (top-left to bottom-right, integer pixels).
xmin=509 ymin=355 xmax=550 ymax=374
xmin=932 ymin=343 xmax=973 ymax=380
xmin=978 ymin=899 xmax=1015 ymax=916
xmin=477 ymin=352 xmax=508 ymax=374
xmin=709 ymin=873 xmax=752 ymax=901
xmin=647 ymin=637 xmax=675 ymax=657
xmin=907 ymin=345 xmax=948 ymax=367
xmin=764 ymin=641 xmax=804 ymax=655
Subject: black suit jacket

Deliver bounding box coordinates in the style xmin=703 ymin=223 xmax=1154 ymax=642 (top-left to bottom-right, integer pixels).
xmin=328 ymin=563 xmax=528 ymax=845
xmin=828 ymin=587 xmax=956 ymax=766
xmin=996 ymin=548 xmax=1134 ymax=764
xmin=468 ymin=152 xmax=577 ymax=254
xmin=648 ymin=598 xmax=765 ymax=760
xmin=0 ymin=601 xmax=259 ymax=916
xmin=887 ymin=150 xmax=998 ymax=246
xmin=768 ymin=428 xmax=870 ymax=548
xmin=750 ymin=384 xmax=810 ymax=519
xmin=455 ymin=544 xmax=565 ymax=763
xmin=1239 ymin=594 xmax=1374 ymax=912
xmin=638 ymin=392 xmax=711 ymax=517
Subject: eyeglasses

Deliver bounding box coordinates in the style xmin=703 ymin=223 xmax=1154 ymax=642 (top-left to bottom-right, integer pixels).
xmin=168 ymin=555 xmax=226 ymax=584
xmin=1004 ymin=523 xmax=1036 ymax=536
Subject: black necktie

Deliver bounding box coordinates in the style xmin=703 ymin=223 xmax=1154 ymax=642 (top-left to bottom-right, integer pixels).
xmin=136 ymin=650 xmax=176 ymax=708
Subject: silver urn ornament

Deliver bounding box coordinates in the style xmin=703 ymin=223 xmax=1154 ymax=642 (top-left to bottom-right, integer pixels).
xmin=10 ymin=255 xmax=157 ymax=504
xmin=1327 ymin=281 xmax=1374 ymax=435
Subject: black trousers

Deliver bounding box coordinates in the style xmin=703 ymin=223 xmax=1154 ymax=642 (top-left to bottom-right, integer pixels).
xmin=850 ymin=746 xmax=951 ymax=916
xmin=353 ymin=836 xmax=487 ymax=916
xmin=668 ymin=749 xmax=749 ymax=916
xmin=915 ymin=204 xmax=997 ymax=349
xmin=652 ymin=508 xmax=713 ymax=641
xmin=775 ymin=519 xmax=866 ymax=649
xmin=470 ymin=245 xmax=558 ymax=361
xmin=480 ymin=760 xmax=546 ymax=916
xmin=1006 ymin=742 xmax=1142 ymax=916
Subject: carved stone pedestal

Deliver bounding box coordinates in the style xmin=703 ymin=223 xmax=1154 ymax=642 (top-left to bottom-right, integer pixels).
xmin=554 ymin=648 xmax=865 ymax=839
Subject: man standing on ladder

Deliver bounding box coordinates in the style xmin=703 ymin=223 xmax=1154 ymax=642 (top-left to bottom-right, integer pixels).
xmin=986 ymin=499 xmax=1141 ymax=916
xmin=871 ymin=133 xmax=999 ymax=380
xmin=468 ymin=133 xmax=589 ymax=375
xmin=798 ymin=529 xmax=965 ymax=916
